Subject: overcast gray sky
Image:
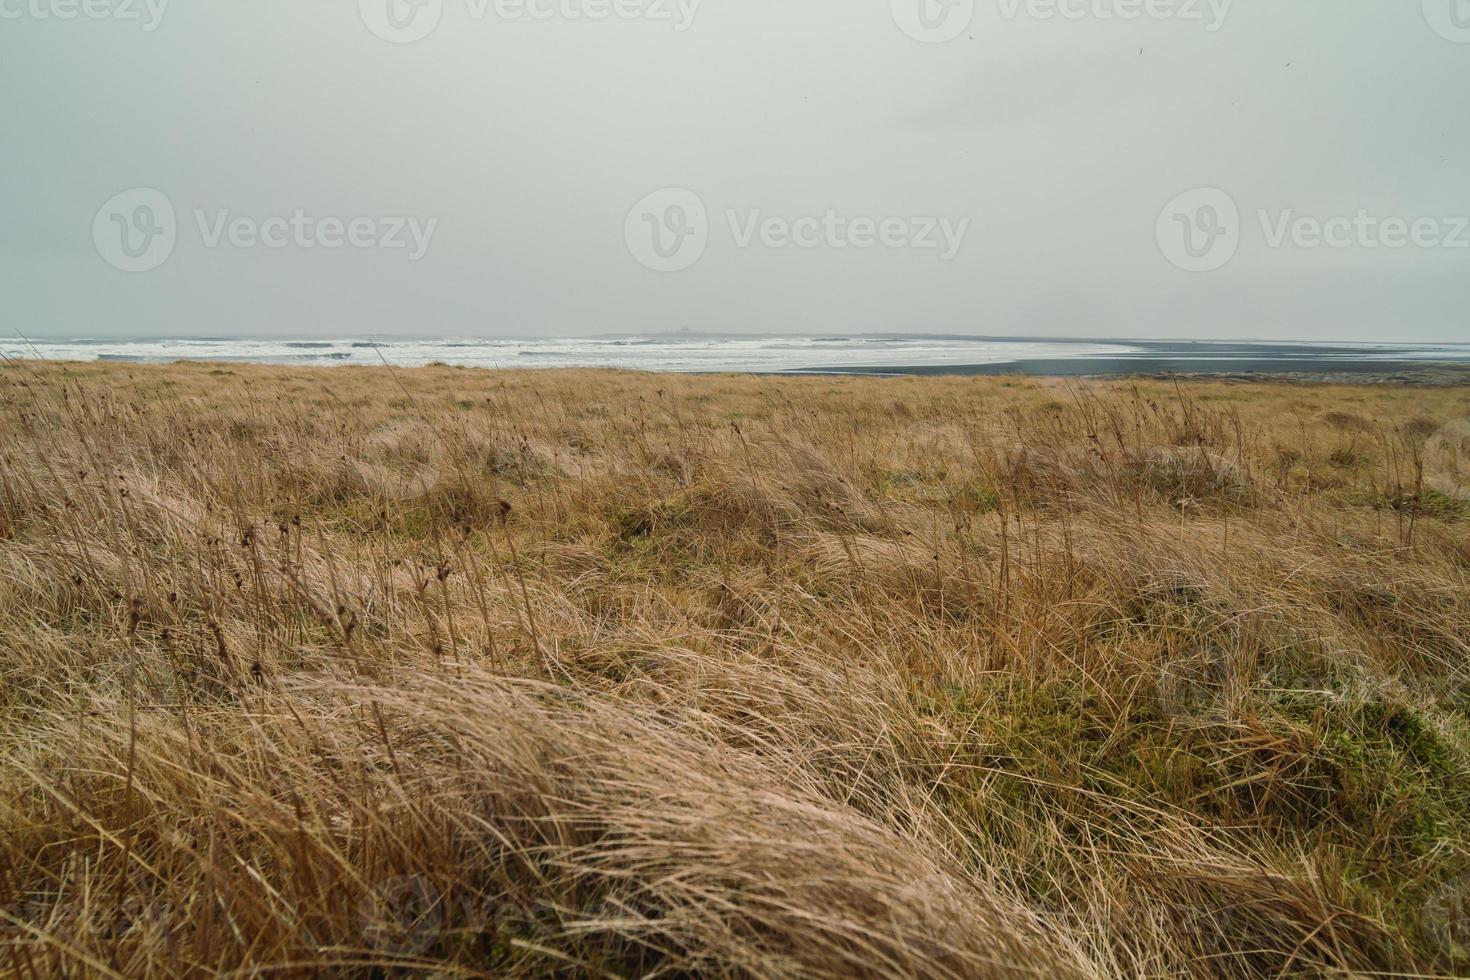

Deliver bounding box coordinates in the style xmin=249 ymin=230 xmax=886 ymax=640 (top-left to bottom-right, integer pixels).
xmin=2 ymin=0 xmax=1467 ymax=341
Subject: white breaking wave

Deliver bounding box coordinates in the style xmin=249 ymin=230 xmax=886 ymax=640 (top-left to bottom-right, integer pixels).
xmin=4 ymin=336 xmax=1137 ymax=372
xmin=3 ymin=336 xmax=1467 ymax=374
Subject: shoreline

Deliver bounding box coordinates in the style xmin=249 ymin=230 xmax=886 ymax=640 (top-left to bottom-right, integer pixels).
xmin=9 ymin=354 xmax=1470 ymax=386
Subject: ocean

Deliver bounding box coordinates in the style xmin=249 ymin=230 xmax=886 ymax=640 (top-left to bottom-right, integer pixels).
xmin=5 ymin=335 xmax=1468 ymax=376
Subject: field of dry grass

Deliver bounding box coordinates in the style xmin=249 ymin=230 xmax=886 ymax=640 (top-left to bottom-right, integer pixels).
xmin=1 ymin=358 xmax=1469 ymax=978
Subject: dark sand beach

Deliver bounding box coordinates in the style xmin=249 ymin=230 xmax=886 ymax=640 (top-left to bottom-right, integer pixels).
xmin=793 ymin=340 xmax=1470 ymax=382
